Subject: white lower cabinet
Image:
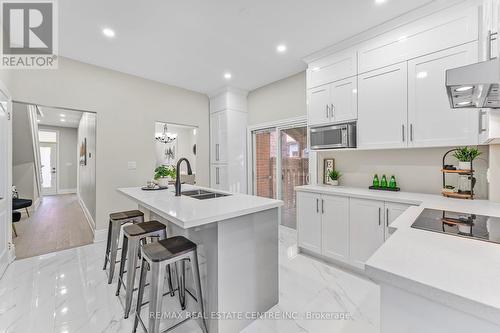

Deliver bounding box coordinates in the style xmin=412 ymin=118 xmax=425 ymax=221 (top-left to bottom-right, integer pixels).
xmin=297 ymin=192 xmax=322 ymax=253
xmin=297 ymin=191 xmax=413 ymax=270
xmin=321 ymin=195 xmax=349 ymax=262
xmin=384 ymin=202 xmax=412 ymax=240
xmin=349 ymin=198 xmax=385 ymax=269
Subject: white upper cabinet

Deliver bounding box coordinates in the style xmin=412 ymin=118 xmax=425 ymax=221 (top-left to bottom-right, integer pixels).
xmin=358 ymin=63 xmax=408 ymax=149
xmin=358 ymin=6 xmax=478 ymax=73
xmin=330 ymin=77 xmax=358 ymax=123
xmin=308 ymin=49 xmax=357 ymax=89
xmin=308 ymin=85 xmax=331 ymax=126
xmin=481 ymin=0 xmax=499 ymax=61
xmin=349 ymin=198 xmax=385 ymax=270
xmin=308 ymin=77 xmax=358 ymax=127
xmin=407 ymin=42 xmax=479 ymax=148
xmin=210 ymin=111 xmax=228 ymax=164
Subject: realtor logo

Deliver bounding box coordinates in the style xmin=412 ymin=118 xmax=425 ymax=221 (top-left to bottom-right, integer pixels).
xmin=1 ymin=0 xmax=58 ymax=68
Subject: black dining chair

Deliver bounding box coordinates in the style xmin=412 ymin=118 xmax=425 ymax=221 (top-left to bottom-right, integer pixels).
xmin=12 ymin=198 xmax=33 ymax=217
xmin=12 ymin=211 xmax=21 ymax=237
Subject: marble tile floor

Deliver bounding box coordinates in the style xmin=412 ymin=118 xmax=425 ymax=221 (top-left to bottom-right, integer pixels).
xmin=0 ymin=226 xmax=380 ymax=333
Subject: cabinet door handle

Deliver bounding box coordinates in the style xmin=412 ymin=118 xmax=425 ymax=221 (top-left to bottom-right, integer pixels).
xmin=330 ymin=104 xmax=335 ymax=119
xmin=386 ymin=208 xmax=389 ymax=227
xmin=402 ymin=124 xmax=405 ymax=142
xmin=488 ymin=30 xmax=498 ymax=60
xmin=321 ymin=199 xmax=325 ymax=214
xmin=410 ymin=124 xmax=414 ymax=142
xmin=378 ymin=207 xmax=382 ymax=226
xmin=216 ymin=167 xmax=220 ymax=185
xmin=216 ymin=144 xmax=220 ymax=161
xmin=479 ymin=110 xmax=487 ymax=133
xmin=326 ymin=104 xmax=330 ymax=119
xmin=316 ymin=198 xmax=319 ymax=213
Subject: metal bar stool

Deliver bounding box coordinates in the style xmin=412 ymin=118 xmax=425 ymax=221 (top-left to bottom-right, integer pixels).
xmin=133 ymin=236 xmax=208 ymax=333
xmin=103 ymin=210 xmax=144 ymax=284
xmin=115 ymin=220 xmax=170 ymax=319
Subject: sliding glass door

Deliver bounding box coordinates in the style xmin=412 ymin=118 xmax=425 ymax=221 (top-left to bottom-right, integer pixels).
xmin=250 ymin=122 xmax=309 ymax=229
xmin=279 ymin=127 xmax=309 ymax=229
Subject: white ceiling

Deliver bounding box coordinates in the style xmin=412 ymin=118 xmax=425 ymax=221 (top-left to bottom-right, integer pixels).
xmin=38 ymin=107 xmax=83 ymax=128
xmin=59 ymin=0 xmax=441 ymax=94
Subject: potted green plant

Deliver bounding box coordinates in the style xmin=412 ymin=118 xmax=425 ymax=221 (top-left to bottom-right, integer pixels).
xmin=328 ymin=170 xmax=342 ymax=186
xmin=154 ymin=165 xmax=176 ymax=187
xmin=452 ymin=147 xmax=481 ymax=170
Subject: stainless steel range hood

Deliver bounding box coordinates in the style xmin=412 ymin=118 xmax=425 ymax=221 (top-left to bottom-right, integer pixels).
xmin=446 ymin=58 xmax=500 ymax=109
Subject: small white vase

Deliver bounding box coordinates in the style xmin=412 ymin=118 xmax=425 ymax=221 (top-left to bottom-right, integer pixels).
xmin=330 ymin=180 xmax=339 ymax=186
xmin=458 ymin=161 xmax=472 ymax=170
xmin=157 ymin=178 xmax=169 ymax=188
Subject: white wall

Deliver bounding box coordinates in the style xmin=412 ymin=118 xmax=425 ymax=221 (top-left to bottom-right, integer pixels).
xmin=317 ymin=146 xmax=489 ymax=199
xmin=247 ymin=71 xmax=306 ymax=125
xmin=78 ymin=113 xmax=96 ymax=223
xmin=39 ymin=125 xmax=78 ymax=192
xmin=11 ymin=102 xmax=38 ymax=202
xmin=12 ymin=163 xmax=37 ymax=202
xmin=0 ymin=56 xmax=209 ymax=234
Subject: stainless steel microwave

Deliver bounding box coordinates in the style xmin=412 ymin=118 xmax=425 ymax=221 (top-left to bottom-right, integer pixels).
xmin=310 ymin=123 xmax=357 ymax=150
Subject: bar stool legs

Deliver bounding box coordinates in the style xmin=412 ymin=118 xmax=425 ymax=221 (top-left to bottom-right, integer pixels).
xmin=107 ymin=221 xmax=122 ymax=284
xmin=133 ymin=245 xmax=208 ymax=333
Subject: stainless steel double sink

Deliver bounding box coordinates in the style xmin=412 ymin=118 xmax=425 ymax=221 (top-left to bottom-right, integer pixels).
xmin=181 ymin=189 xmax=230 ymax=200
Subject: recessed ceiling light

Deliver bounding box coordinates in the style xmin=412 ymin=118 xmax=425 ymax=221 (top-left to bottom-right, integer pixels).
xmin=456 ymin=86 xmax=474 ymax=92
xmin=276 ymin=44 xmax=287 ymax=53
xmin=375 ymin=0 xmax=387 ymax=5
xmin=102 ymin=28 xmax=115 ymax=38
xmin=37 ymin=119 xmax=40 ymax=122
xmin=457 ymin=101 xmax=472 ymax=106
xmin=60 ymin=118 xmax=66 ymax=122
xmin=60 ymin=113 xmax=66 ymax=117
xmin=224 ymin=72 xmax=232 ymax=80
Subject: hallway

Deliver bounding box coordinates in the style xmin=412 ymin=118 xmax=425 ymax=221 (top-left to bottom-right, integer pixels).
xmin=13 ymin=194 xmax=94 ymax=259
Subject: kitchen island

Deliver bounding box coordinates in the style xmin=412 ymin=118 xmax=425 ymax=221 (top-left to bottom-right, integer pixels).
xmin=118 ymin=185 xmax=283 ymax=333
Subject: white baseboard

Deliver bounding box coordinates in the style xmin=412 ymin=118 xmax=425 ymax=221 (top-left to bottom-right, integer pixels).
xmin=78 ymin=196 xmax=96 ymax=237
xmin=57 ymin=188 xmax=77 ymax=195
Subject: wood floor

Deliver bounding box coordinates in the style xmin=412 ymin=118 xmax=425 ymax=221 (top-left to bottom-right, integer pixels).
xmin=13 ymin=194 xmax=94 ymax=259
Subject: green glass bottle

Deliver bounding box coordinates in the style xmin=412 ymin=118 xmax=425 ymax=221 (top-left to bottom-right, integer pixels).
xmin=373 ymin=174 xmax=380 ymax=187
xmin=381 ymin=175 xmax=388 ymax=188
xmin=389 ymin=175 xmax=397 ymax=188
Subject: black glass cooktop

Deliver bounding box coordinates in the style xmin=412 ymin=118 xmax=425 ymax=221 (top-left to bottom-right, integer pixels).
xmin=411 ymin=209 xmax=500 ymax=244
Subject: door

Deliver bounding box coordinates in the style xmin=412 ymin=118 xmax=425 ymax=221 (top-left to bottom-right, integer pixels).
xmin=0 ymin=85 xmax=12 ymax=276
xmin=349 ymin=198 xmax=385 ymax=269
xmin=308 ymin=85 xmax=331 ymax=126
xmin=40 ymin=142 xmax=57 ymax=195
xmin=297 ymin=192 xmax=321 ymax=253
xmin=321 ymin=195 xmax=349 ymax=262
xmin=408 ymin=42 xmax=479 ymax=147
xmin=358 ymin=62 xmax=408 ymax=149
xmin=330 ymin=77 xmax=358 ymax=123
xmin=384 ymin=202 xmax=412 ymax=240
xmin=210 ymin=111 xmax=228 ymax=164
xmin=279 ymin=126 xmax=309 ymax=229
xmin=251 ymin=128 xmax=277 ymax=198
xmin=211 ymin=164 xmax=228 ymax=190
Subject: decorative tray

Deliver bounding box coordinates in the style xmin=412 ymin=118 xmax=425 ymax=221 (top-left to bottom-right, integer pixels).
xmin=141 ymin=186 xmax=169 ymax=191
xmin=369 ymin=186 xmax=401 ymax=192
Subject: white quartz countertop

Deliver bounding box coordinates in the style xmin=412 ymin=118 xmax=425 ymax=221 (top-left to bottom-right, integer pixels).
xmin=295 ymin=185 xmax=500 ymax=325
xmin=118 ymin=185 xmax=283 ymax=229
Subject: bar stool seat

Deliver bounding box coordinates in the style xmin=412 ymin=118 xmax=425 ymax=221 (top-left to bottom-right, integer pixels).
xmin=116 ymin=220 xmax=168 ymax=319
xmin=133 ymin=236 xmax=208 ymax=333
xmin=103 ymin=209 xmax=144 ymax=284
xmin=110 ymin=210 xmax=144 ymax=221
xmin=142 ymin=236 xmax=196 ymax=262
